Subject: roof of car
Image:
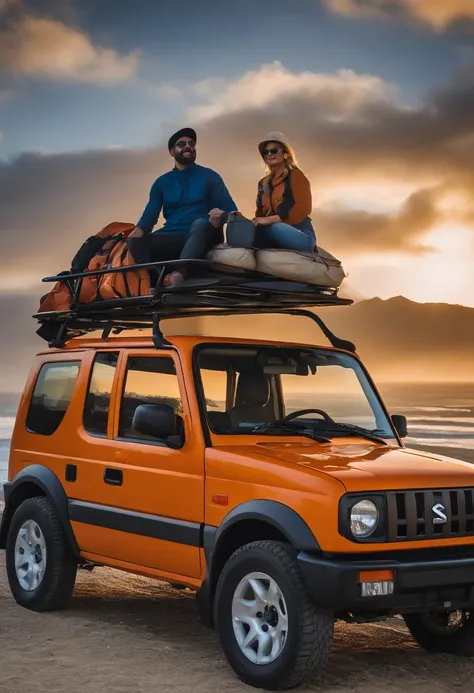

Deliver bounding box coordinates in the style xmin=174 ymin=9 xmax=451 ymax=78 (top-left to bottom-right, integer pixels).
xmin=39 ymin=332 xmax=332 ymax=355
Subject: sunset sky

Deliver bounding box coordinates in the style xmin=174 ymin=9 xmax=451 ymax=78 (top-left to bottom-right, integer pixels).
xmin=1 ymin=0 xmax=474 ymax=389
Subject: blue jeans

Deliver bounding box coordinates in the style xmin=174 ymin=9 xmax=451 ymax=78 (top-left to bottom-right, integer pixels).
xmin=256 ymin=217 xmax=316 ymax=252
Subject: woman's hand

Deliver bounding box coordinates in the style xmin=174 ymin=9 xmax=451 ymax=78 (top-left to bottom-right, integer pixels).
xmin=252 ymin=216 xmax=274 ymax=226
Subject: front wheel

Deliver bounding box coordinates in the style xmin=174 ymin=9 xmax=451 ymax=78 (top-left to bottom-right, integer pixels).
xmin=214 ymin=540 xmax=334 ymax=690
xmin=5 ymin=496 xmax=77 ymax=612
xmin=404 ymin=610 xmax=474 ymax=656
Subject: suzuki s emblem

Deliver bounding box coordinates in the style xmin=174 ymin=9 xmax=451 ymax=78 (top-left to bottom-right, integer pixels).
xmin=432 ymin=503 xmax=448 ymax=525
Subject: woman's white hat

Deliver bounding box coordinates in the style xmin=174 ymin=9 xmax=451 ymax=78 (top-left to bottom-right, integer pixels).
xmin=258 ymin=131 xmax=291 ymax=155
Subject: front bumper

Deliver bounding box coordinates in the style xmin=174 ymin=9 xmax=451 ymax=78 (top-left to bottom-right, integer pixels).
xmin=297 ymin=549 xmax=474 ymax=614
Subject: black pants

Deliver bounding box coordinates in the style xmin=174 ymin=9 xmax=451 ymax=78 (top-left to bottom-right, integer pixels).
xmin=129 ymin=216 xmax=225 ymax=278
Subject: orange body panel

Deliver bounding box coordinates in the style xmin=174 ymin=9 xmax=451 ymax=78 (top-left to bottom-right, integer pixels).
xmin=7 ymin=332 xmax=474 ymax=588
xmin=204 ymin=440 xmax=474 ymax=553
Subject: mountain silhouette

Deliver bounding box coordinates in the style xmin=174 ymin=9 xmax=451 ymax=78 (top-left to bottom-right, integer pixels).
xmin=1 ymin=293 xmax=473 ymax=392
xmin=322 ymin=296 xmax=474 ymax=382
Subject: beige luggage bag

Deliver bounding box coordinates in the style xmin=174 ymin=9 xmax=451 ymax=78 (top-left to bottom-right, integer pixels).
xmin=255 ymin=246 xmax=345 ymax=287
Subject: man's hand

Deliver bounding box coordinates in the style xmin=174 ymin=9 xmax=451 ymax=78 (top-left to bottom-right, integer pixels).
xmin=129 ymin=226 xmax=144 ymax=239
xmin=209 ymin=208 xmax=225 ymax=228
xmin=209 ymin=208 xmax=224 ymax=217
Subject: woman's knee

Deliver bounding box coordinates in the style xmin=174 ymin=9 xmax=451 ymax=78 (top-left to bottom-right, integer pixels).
xmin=266 ymin=222 xmax=314 ymax=251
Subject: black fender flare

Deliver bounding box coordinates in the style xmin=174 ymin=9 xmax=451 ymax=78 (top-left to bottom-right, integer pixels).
xmin=208 ymin=499 xmax=320 ymax=560
xmin=0 ymin=464 xmax=79 ymax=556
xmin=197 ymin=500 xmax=320 ymax=627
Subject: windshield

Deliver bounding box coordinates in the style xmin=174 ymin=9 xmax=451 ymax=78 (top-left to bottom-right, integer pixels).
xmin=196 ymin=345 xmax=397 ymax=442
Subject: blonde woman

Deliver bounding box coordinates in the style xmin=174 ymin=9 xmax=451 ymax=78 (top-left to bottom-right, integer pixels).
xmin=253 ymin=131 xmax=316 ymax=252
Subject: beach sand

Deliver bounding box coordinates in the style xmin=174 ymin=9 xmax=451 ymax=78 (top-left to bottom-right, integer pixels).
xmin=2 ymin=500 xmax=474 ymax=693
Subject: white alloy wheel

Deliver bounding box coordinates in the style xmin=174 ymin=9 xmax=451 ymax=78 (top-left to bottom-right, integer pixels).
xmin=14 ymin=519 xmax=47 ymax=591
xmin=232 ymin=571 xmax=288 ymax=665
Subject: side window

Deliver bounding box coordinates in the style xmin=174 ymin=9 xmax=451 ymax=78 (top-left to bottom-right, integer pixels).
xmin=200 ymin=368 xmax=229 ymax=413
xmin=83 ymin=352 xmax=119 ymax=437
xmin=119 ymin=356 xmax=182 ymax=442
xmin=26 ymin=361 xmax=81 ymax=436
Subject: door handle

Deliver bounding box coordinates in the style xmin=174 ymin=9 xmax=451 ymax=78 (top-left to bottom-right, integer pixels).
xmin=104 ymin=468 xmax=123 ymax=486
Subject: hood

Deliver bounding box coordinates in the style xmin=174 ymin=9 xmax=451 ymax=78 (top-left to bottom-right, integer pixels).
xmin=217 ymin=441 xmax=474 ymax=492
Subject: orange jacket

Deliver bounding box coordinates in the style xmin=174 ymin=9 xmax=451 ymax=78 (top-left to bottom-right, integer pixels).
xmin=255 ymin=167 xmax=312 ymax=226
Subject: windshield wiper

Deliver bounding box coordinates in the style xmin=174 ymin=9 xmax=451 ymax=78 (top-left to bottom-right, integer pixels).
xmin=314 ymin=422 xmax=388 ymax=445
xmin=252 ymin=421 xmax=330 ymax=443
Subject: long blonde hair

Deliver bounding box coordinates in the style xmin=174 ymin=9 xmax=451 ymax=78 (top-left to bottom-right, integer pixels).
xmin=263 ymin=142 xmax=298 ymax=175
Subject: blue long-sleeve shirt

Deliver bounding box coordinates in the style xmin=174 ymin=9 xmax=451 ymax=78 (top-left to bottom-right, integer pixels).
xmin=137 ymin=163 xmax=237 ymax=234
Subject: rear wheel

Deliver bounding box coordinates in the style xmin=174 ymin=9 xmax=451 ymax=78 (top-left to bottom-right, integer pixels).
xmin=404 ymin=610 xmax=474 ymax=655
xmin=214 ymin=540 xmax=333 ymax=690
xmin=5 ymin=496 xmax=77 ymax=611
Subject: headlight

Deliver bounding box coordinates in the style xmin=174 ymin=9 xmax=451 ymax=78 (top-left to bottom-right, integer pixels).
xmin=350 ymin=499 xmax=379 ymax=538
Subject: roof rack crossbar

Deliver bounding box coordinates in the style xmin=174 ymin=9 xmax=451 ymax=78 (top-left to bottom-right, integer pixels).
xmin=35 ymin=266 xmax=355 ymax=350
xmin=42 ymin=258 xmax=211 ymax=284
xmin=284 ymin=309 xmax=356 ymax=352
xmin=150 ymin=307 xmax=356 ymax=353
xmin=43 ymin=306 xmax=355 ymax=353
xmin=152 ymin=313 xmax=171 ymax=348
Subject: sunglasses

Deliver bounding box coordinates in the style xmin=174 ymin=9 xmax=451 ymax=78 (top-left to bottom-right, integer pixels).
xmin=175 ymin=139 xmax=196 ymax=149
xmin=262 ymin=147 xmax=282 ymax=156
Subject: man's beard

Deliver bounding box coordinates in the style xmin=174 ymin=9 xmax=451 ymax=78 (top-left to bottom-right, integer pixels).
xmin=174 ymin=149 xmax=196 ymax=166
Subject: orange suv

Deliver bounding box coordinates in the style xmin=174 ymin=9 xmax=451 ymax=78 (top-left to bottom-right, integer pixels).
xmin=2 ymin=270 xmax=474 ymax=690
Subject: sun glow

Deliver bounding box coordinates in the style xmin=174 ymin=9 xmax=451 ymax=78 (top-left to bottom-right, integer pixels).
xmin=342 ymin=223 xmax=474 ymax=306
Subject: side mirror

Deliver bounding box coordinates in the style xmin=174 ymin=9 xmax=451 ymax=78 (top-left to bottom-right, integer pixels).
xmin=391 ymin=414 xmax=408 ymax=439
xmin=132 ymin=403 xmax=178 ymax=442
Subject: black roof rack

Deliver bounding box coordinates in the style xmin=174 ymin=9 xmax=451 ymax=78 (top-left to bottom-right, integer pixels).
xmin=34 ymin=258 xmax=355 ymax=352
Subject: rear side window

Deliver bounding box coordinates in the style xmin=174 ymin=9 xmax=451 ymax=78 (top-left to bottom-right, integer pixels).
xmin=26 ymin=361 xmax=81 ymax=436
xmin=84 ymin=352 xmax=119 ymax=437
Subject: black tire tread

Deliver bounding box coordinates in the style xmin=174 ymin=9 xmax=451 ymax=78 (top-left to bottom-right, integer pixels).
xmin=215 ymin=540 xmax=333 ymax=690
xmin=6 ymin=496 xmax=77 ymax=612
xmin=404 ymin=612 xmax=474 ymax=656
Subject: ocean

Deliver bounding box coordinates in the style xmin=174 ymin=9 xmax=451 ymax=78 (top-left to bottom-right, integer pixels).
xmin=0 ymin=383 xmax=473 ymax=489
xmin=379 ymin=382 xmax=474 ymax=463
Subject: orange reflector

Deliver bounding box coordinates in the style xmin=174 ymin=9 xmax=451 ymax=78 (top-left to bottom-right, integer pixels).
xmin=212 ymin=494 xmax=228 ymax=506
xmin=358 ymin=570 xmax=394 ymax=583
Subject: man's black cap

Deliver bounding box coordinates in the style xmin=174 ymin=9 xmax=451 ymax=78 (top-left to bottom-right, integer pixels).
xmin=168 ymin=127 xmax=197 ymax=151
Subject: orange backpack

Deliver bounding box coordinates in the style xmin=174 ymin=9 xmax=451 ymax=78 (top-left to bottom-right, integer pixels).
xmin=37 ymin=222 xmax=151 ymax=314
xmin=95 ymin=233 xmax=151 ymax=301
xmin=77 ymin=222 xmax=150 ymax=303
xmin=37 ymin=272 xmax=73 ymax=314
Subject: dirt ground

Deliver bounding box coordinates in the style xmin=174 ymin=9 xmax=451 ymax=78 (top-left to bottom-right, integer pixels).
xmin=1 ymin=503 xmax=473 ymax=693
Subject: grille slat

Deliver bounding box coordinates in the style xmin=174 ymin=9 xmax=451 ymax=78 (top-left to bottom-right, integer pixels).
xmin=386 ymin=494 xmax=399 ymax=542
xmin=405 ymin=492 xmax=418 ymax=541
xmin=424 ymin=490 xmax=434 ymax=538
xmin=458 ymin=490 xmax=466 ymax=534
xmin=387 ymin=487 xmax=474 ymax=542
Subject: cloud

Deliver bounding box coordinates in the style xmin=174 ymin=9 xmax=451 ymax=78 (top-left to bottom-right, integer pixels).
xmin=0 ymin=16 xmax=141 ymax=84
xmin=1 ymin=61 xmax=474 ymax=295
xmin=0 ymin=291 xmax=46 ymax=392
xmin=0 ymin=89 xmax=14 ymax=101
xmin=149 ymin=83 xmax=184 ymax=100
xmin=183 ymin=62 xmax=474 ymax=231
xmin=314 ymin=188 xmax=440 ymax=255
xmin=189 ymin=61 xmax=396 ymax=122
xmin=322 ymin=0 xmax=474 ymax=31
xmin=0 ymin=146 xmax=166 ymax=285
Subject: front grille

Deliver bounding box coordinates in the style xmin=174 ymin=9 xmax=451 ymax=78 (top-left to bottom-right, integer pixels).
xmin=387 ymin=488 xmax=474 ymax=542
